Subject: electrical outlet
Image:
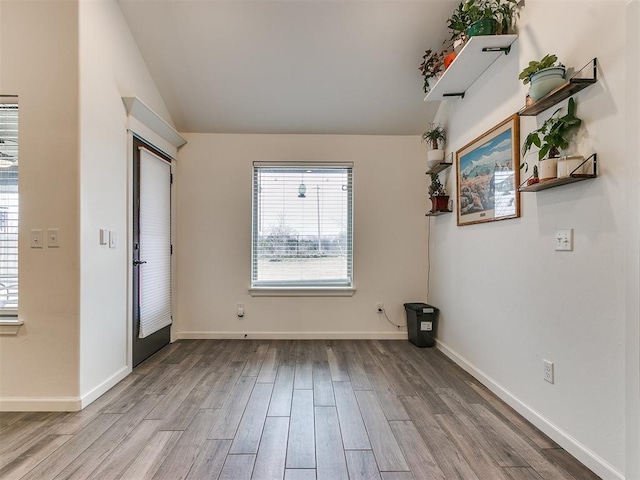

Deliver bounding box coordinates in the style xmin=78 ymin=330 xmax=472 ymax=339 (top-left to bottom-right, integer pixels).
xmin=376 ymin=302 xmax=384 ymax=313
xmin=543 ymin=359 xmax=554 ymax=384
xmin=555 ymin=229 xmax=573 ymax=251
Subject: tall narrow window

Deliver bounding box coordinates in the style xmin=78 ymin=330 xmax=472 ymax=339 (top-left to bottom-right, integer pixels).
xmin=0 ymin=98 xmax=18 ymax=313
xmin=252 ymin=163 xmax=353 ymax=289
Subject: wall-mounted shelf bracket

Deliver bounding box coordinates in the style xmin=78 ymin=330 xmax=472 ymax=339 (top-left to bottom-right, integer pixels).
xmin=482 ymin=46 xmax=511 ymax=55
xmin=518 ymin=153 xmax=597 ymax=192
xmin=425 ymin=209 xmax=452 ymax=217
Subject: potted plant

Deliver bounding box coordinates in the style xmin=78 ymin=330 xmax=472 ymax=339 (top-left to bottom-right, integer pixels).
xmin=464 ymin=0 xmax=499 ymax=36
xmin=428 ymin=173 xmax=450 ymax=212
xmin=447 ymin=2 xmax=471 ymax=42
xmin=519 ymin=54 xmax=566 ymax=101
xmin=447 ymin=0 xmax=520 ymax=41
xmin=526 ymin=165 xmax=539 ymax=186
xmin=419 ymin=49 xmax=445 ymax=94
xmin=422 ymin=123 xmax=446 ymax=168
xmin=494 ymin=0 xmax=520 ymax=34
xmin=521 ymin=97 xmax=582 ymax=181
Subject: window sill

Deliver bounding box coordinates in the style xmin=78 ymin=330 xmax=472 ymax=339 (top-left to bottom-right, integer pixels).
xmin=249 ymin=287 xmax=356 ymax=297
xmin=0 ymin=318 xmax=23 ymax=335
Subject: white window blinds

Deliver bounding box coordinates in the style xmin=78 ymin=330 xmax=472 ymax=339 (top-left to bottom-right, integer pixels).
xmin=252 ymin=163 xmax=353 ymax=288
xmin=139 ymin=148 xmax=172 ymax=338
xmin=0 ymin=99 xmax=18 ymax=313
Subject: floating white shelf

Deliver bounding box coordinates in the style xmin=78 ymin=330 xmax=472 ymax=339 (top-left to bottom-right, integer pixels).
xmin=424 ymin=35 xmax=518 ymax=102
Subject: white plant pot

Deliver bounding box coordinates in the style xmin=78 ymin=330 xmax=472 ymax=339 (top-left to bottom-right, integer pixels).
xmin=427 ymin=149 xmax=445 ymax=169
xmin=528 ymin=66 xmax=566 ymax=101
xmin=557 ymin=155 xmax=585 ymax=177
xmin=539 ymin=157 xmax=558 ymax=181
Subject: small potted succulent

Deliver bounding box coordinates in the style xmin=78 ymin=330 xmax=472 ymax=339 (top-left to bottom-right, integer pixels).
xmin=521 ymin=97 xmax=582 ymax=181
xmin=428 ymin=173 xmax=450 ymax=212
xmin=526 ymin=165 xmax=539 ymax=186
xmin=519 ymin=54 xmax=566 ymax=101
xmin=422 ymin=123 xmax=446 ymax=169
xmin=419 ymin=49 xmax=445 ymax=94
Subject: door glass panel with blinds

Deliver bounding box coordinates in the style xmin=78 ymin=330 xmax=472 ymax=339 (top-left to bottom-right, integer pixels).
xmin=0 ymin=98 xmax=18 ymax=313
xmin=252 ymin=163 xmax=353 ymax=288
xmin=139 ymin=148 xmax=171 ymax=337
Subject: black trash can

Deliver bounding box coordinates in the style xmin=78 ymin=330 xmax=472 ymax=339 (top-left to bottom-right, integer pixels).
xmin=403 ymin=303 xmax=439 ymax=347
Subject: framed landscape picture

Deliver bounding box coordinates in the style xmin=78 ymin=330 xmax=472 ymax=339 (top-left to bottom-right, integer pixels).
xmin=456 ymin=114 xmax=520 ymax=226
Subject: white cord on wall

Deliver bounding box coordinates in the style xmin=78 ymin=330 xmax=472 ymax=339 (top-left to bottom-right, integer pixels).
xmin=381 ymin=307 xmax=406 ymax=329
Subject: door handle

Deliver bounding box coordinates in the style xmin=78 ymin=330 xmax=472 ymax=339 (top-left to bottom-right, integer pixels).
xmin=133 ymin=260 xmax=147 ymax=266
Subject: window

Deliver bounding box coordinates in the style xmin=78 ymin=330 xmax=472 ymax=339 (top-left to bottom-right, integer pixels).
xmin=0 ymin=98 xmax=18 ymax=313
xmin=252 ymin=162 xmax=353 ymax=290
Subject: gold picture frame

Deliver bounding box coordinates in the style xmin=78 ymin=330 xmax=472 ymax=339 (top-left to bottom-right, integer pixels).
xmin=456 ymin=114 xmax=520 ymax=226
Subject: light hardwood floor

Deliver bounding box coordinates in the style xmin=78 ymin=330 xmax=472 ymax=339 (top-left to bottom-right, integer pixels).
xmin=0 ymin=340 xmax=600 ymax=480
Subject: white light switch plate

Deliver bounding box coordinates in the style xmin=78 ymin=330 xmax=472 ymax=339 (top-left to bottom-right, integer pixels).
xmin=47 ymin=228 xmax=60 ymax=248
xmin=31 ymin=229 xmax=43 ymax=248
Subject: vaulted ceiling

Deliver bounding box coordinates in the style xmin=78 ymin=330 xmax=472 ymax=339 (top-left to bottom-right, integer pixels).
xmin=117 ymin=0 xmax=457 ymax=135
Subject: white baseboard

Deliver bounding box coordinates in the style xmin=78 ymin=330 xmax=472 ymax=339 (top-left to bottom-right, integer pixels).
xmin=0 ymin=397 xmax=82 ymax=412
xmin=436 ymin=339 xmax=625 ymax=480
xmin=175 ymin=331 xmax=408 ymax=340
xmin=80 ymin=366 xmax=131 ymax=409
xmin=0 ymin=366 xmax=131 ymax=412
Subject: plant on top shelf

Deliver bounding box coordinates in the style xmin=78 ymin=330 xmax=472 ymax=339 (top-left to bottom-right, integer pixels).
xmin=494 ymin=0 xmax=520 ymax=35
xmin=447 ymin=2 xmax=471 ymax=41
xmin=521 ymin=97 xmax=582 ymax=180
xmin=447 ymin=0 xmax=520 ymax=41
xmin=419 ymin=49 xmax=445 ymax=93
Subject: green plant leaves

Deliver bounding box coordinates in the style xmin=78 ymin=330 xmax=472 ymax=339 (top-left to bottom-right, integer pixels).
xmin=523 ymin=97 xmax=582 ymax=161
xmin=519 ymin=54 xmax=559 ymax=85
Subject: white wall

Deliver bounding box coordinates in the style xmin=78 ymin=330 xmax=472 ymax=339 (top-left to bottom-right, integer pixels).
xmin=0 ymin=1 xmax=81 ymax=409
xmin=0 ymin=0 xmax=176 ymax=410
xmin=429 ymin=1 xmax=629 ymax=478
xmin=625 ymin=1 xmax=640 ymax=477
xmin=175 ymin=134 xmax=428 ymax=338
xmin=78 ymin=0 xmax=176 ymax=402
